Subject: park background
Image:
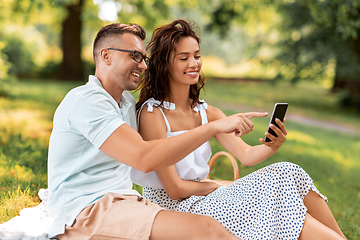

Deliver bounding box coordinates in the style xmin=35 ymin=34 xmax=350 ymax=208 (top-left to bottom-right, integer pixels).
xmin=0 ymin=0 xmax=359 ymax=239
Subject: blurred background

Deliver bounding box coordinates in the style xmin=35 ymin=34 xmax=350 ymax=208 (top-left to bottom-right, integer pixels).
xmin=1 ymin=0 xmax=360 ymax=110
xmin=0 ymin=0 xmax=360 ymax=238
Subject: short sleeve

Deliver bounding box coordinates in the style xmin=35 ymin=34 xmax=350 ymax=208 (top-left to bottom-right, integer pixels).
xmin=68 ymin=90 xmax=125 ymax=149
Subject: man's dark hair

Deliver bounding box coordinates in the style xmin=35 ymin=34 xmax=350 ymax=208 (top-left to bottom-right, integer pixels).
xmin=93 ymin=23 xmax=146 ymax=63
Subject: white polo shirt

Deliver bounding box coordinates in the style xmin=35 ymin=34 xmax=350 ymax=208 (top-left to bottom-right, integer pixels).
xmin=47 ymin=75 xmax=140 ymax=238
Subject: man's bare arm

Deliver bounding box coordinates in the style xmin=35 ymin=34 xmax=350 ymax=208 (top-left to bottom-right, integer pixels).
xmin=100 ymin=112 xmax=267 ymax=173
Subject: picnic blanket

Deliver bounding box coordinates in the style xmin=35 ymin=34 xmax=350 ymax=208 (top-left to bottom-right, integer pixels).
xmin=0 ymin=189 xmax=53 ymax=240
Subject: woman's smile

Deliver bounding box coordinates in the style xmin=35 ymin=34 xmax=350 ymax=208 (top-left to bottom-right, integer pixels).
xmin=184 ymin=70 xmax=199 ymax=77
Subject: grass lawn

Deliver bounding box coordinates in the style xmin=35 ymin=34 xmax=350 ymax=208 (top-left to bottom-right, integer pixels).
xmin=0 ymin=78 xmax=359 ymax=239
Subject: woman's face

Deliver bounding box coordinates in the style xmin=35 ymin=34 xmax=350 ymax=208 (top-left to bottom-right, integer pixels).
xmin=168 ymin=36 xmax=202 ymax=87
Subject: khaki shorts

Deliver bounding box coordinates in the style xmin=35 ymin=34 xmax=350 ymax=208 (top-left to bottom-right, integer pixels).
xmin=57 ymin=193 xmax=162 ymax=240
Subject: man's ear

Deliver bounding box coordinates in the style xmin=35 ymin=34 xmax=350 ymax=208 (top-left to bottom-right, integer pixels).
xmin=99 ymin=48 xmax=111 ymax=65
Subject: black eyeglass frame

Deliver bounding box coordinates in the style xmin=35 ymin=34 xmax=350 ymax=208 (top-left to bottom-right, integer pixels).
xmin=106 ymin=48 xmax=149 ymax=65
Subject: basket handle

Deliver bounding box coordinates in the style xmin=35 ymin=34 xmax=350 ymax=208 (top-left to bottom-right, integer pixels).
xmin=205 ymin=151 xmax=239 ymax=181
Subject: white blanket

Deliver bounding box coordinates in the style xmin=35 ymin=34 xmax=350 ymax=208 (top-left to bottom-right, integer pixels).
xmin=0 ymin=189 xmax=54 ymax=240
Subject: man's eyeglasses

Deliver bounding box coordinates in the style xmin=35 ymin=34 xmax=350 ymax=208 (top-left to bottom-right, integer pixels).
xmin=106 ymin=48 xmax=149 ymax=65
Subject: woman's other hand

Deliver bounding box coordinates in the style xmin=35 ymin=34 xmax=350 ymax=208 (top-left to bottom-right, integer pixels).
xmin=259 ymin=118 xmax=287 ymax=151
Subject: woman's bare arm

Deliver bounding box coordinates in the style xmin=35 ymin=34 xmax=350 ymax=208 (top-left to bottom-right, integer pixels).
xmin=207 ymin=105 xmax=286 ymax=167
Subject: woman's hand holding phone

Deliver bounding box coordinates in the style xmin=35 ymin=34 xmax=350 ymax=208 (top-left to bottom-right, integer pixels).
xmin=259 ymin=103 xmax=288 ymax=150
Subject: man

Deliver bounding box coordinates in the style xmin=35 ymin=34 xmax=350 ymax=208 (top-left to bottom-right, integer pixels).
xmin=48 ymin=23 xmax=265 ymax=240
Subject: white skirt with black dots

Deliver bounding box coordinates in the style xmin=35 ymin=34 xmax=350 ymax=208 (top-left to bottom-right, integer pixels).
xmin=142 ymin=162 xmax=327 ymax=240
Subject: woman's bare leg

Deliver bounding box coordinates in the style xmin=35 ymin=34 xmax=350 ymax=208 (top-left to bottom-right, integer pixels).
xmin=299 ymin=213 xmax=345 ymax=240
xmin=303 ymin=190 xmax=346 ymax=239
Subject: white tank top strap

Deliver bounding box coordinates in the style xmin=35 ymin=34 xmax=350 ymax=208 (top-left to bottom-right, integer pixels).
xmin=138 ymin=97 xmax=174 ymax=133
xmin=193 ymin=100 xmax=208 ymax=125
xmin=157 ymin=108 xmax=172 ymax=133
xmin=138 ymin=98 xmax=208 ymax=133
xmin=131 ymin=98 xmax=212 ymax=189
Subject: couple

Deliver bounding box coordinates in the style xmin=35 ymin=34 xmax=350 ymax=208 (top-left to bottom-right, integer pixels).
xmin=47 ymin=19 xmax=346 ymax=240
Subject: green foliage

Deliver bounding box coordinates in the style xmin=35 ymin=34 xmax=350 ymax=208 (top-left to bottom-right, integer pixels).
xmin=0 ymin=0 xmax=84 ymax=81
xmin=201 ymin=0 xmax=360 ymax=111
xmin=1 ymin=0 xmax=359 ymax=86
xmin=205 ymin=1 xmax=239 ymax=37
xmin=0 ymin=44 xmax=11 ymax=97
xmin=0 ymin=0 xmax=66 ymax=80
xmin=302 ymin=0 xmax=360 ymax=40
xmin=0 ymin=40 xmax=17 ymax=98
xmin=0 ymin=42 xmax=10 ymax=81
xmin=273 ymin=0 xmax=360 ymax=80
xmin=37 ymin=60 xmax=61 ymax=79
xmin=1 ymin=34 xmax=36 ymax=78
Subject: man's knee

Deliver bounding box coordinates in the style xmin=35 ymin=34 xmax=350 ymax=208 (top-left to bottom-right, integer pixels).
xmin=195 ymin=215 xmax=231 ymax=239
xmin=151 ymin=211 xmax=234 ymax=240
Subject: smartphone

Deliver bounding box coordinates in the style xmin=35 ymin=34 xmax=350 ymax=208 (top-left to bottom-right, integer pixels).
xmin=264 ymin=103 xmax=288 ymax=142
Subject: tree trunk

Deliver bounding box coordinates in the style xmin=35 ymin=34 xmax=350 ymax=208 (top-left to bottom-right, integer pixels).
xmin=60 ymin=0 xmax=84 ymax=81
xmin=332 ymin=29 xmax=360 ymax=110
xmin=332 ymin=28 xmax=360 ymax=95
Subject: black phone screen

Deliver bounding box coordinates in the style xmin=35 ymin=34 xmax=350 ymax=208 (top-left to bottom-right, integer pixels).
xmin=264 ymin=103 xmax=288 ymax=142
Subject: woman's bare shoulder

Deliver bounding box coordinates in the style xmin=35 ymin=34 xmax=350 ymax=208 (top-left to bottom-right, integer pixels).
xmin=138 ymin=105 xmax=168 ymax=139
xmin=138 ymin=105 xmax=166 ymax=125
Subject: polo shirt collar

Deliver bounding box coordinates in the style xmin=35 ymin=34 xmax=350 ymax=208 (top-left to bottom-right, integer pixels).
xmin=119 ymin=94 xmax=131 ymax=113
xmin=88 ymin=75 xmax=131 ymax=112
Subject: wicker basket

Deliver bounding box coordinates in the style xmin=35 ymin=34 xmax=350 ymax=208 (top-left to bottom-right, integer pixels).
xmin=205 ymin=151 xmax=239 ymax=186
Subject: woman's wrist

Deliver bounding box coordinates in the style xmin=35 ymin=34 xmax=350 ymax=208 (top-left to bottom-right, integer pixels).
xmin=202 ymin=179 xmax=222 ymax=193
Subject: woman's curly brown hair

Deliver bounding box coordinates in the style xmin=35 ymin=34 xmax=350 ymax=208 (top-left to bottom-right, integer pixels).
xmin=136 ymin=19 xmax=205 ymax=110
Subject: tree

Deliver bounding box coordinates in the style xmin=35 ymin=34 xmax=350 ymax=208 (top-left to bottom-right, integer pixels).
xmin=204 ymin=0 xmax=360 ymax=110
xmin=1 ymin=0 xmax=176 ymax=81
xmin=60 ymin=0 xmax=84 ymax=80
xmin=0 ymin=0 xmax=80 ymax=80
xmin=275 ymin=0 xmax=360 ymax=109
xmin=0 ymin=43 xmax=11 ymax=97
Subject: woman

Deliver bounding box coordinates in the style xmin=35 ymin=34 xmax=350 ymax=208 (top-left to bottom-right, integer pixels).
xmin=130 ymin=19 xmax=346 ymax=240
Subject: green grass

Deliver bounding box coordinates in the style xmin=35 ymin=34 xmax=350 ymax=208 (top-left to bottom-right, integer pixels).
xmin=1 ymin=79 xmax=359 ymax=239
xmin=208 ymin=110 xmax=360 ymax=238
xmin=0 ymin=79 xmax=83 ymax=222
xmin=203 ymin=79 xmax=360 ymax=239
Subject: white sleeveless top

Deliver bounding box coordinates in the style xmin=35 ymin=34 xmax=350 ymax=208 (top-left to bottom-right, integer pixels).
xmin=130 ymin=98 xmax=212 ymax=189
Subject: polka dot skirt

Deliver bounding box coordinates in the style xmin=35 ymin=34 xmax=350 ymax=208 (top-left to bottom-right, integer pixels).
xmin=143 ymin=162 xmax=327 ymax=240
